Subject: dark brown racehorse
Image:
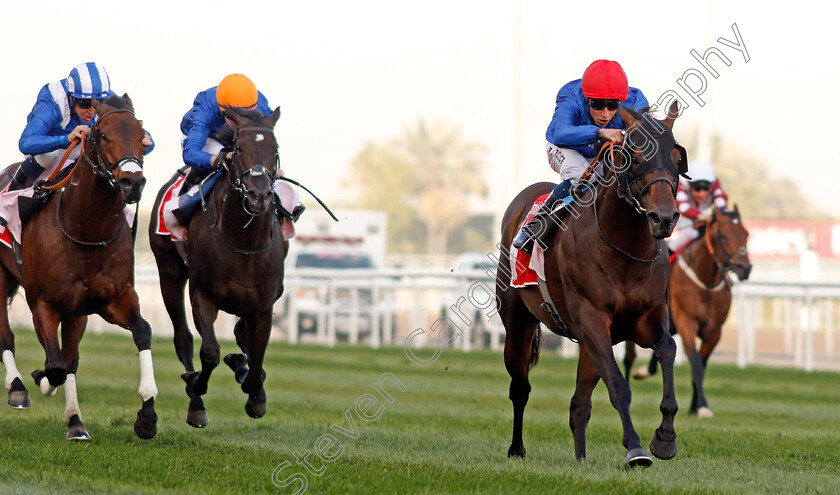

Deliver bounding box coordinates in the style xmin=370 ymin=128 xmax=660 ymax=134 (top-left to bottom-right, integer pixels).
xmin=0 ymin=94 xmax=158 ymax=440
xmin=497 ymin=104 xmax=688 ymax=467
xmin=149 ymin=107 xmax=286 ymax=427
xmin=628 ymin=207 xmax=751 ymax=418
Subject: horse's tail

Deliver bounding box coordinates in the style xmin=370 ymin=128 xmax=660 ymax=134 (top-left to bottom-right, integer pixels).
xmin=4 ymin=278 xmax=20 ymax=307
xmin=528 ymin=328 xmax=543 ymax=371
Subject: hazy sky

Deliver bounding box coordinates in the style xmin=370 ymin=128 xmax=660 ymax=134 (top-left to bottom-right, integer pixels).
xmin=2 ymin=0 xmax=837 ymax=218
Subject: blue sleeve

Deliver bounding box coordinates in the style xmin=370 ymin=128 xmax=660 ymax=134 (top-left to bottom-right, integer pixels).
xmin=546 ymin=96 xmax=600 ymax=147
xmin=627 ymin=88 xmax=649 ymax=112
xmin=18 ymin=94 xmax=69 ymax=155
xmin=143 ymin=128 xmax=155 ymax=155
xmin=180 ymin=92 xmax=220 ymax=171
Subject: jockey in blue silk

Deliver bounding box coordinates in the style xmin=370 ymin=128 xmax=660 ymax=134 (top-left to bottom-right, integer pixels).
xmin=175 ymin=73 xmax=303 ymax=222
xmin=11 ymin=62 xmax=154 ymax=191
xmin=512 ymin=59 xmax=650 ymax=255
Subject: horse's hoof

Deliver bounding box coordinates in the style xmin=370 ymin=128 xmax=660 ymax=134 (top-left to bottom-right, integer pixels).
xmin=224 ymin=353 xmax=250 ymax=384
xmin=7 ymin=391 xmax=31 ymax=409
xmin=624 ymin=448 xmax=653 ymax=468
xmin=507 ymin=445 xmax=526 ymax=458
xmin=66 ymin=415 xmax=90 ymax=441
xmin=186 ymin=409 xmax=208 ymax=428
xmin=631 ymin=367 xmax=650 ymax=380
xmin=32 ymin=370 xmax=58 ymax=396
xmin=7 ymin=378 xmax=30 ymax=409
xmin=245 ymin=397 xmax=266 ymax=419
xmin=649 ymin=432 xmax=678 ymax=460
xmin=697 ymin=407 xmax=714 ymax=419
xmin=134 ymin=401 xmax=158 ymax=440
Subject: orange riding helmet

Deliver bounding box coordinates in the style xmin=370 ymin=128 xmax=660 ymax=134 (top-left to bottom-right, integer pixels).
xmin=581 ymin=60 xmax=629 ymax=101
xmin=216 ymin=73 xmax=258 ymax=110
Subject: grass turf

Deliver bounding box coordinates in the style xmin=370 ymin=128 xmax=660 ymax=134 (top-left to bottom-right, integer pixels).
xmin=1 ymin=328 xmax=839 ymax=494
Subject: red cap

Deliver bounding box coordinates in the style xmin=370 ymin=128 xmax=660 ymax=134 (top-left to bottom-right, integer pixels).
xmin=581 ymin=60 xmax=629 ymax=101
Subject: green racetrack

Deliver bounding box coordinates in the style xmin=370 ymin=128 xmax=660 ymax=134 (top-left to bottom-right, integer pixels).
xmin=1 ymin=328 xmax=839 ymax=494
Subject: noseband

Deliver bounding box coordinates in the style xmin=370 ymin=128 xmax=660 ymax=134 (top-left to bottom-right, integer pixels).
xmin=84 ymin=109 xmax=144 ymax=192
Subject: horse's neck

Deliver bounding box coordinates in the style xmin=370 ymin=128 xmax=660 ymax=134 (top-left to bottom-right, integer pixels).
xmin=60 ymin=152 xmax=125 ymax=235
xmin=592 ymin=182 xmax=657 ymax=259
xmin=213 ymin=183 xmax=274 ymax=251
xmin=685 ymin=230 xmax=724 ymax=286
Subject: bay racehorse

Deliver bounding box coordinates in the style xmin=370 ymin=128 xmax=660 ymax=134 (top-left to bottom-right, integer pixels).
xmin=628 ymin=206 xmax=751 ymax=418
xmin=149 ymin=107 xmax=286 ymax=427
xmin=0 ymin=94 xmax=158 ymax=440
xmin=497 ymin=103 xmax=688 ymax=467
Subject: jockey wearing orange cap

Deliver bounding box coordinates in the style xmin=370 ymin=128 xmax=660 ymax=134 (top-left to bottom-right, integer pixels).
xmin=512 ymin=60 xmax=650 ymax=255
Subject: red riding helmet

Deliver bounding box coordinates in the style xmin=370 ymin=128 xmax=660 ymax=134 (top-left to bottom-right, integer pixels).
xmin=581 ymin=60 xmax=629 ymax=101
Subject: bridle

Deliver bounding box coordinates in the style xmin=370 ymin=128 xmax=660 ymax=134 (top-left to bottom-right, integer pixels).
xmin=83 ymin=109 xmax=144 ymax=194
xmin=221 ymin=125 xmax=279 ymax=216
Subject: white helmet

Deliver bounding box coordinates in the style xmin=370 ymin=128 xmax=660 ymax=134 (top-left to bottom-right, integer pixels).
xmin=687 ymin=159 xmax=716 ymax=184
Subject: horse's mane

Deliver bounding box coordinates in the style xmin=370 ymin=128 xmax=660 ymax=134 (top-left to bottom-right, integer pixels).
xmin=215 ymin=108 xmax=270 ymax=143
xmin=100 ymin=93 xmax=132 ymax=110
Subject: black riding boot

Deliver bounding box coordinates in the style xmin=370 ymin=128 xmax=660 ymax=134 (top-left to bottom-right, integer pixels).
xmin=179 ymin=167 xmax=207 ymax=195
xmin=512 ymin=193 xmax=561 ymax=255
xmin=291 ymin=204 xmax=305 ymax=222
xmin=8 ymin=157 xmax=44 ymax=192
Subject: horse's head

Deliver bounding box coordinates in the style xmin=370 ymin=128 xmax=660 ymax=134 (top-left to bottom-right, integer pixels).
xmin=610 ymin=101 xmax=687 ymax=239
xmin=709 ymin=205 xmax=752 ymax=281
xmin=220 ymin=107 xmax=282 ymax=215
xmin=90 ymin=95 xmax=147 ymax=203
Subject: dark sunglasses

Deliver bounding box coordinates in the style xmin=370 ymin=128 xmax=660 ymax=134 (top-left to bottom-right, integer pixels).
xmin=588 ymin=98 xmax=620 ymax=111
xmin=691 ymin=183 xmax=711 ymax=192
xmin=72 ymin=98 xmax=93 ymax=109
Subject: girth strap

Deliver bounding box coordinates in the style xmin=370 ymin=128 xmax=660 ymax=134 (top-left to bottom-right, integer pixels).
xmin=536 ymin=275 xmax=578 ymax=343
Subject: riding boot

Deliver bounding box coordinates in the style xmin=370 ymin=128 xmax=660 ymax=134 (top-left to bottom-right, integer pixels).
xmin=512 ymin=193 xmax=561 ymax=255
xmin=7 ymin=157 xmax=44 ymax=192
xmin=179 ymin=167 xmax=207 ymax=196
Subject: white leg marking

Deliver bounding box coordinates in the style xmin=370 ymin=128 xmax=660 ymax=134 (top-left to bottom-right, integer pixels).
xmin=2 ymin=350 xmax=23 ymax=389
xmin=41 ymin=376 xmax=58 ymax=396
xmin=63 ymin=374 xmax=81 ymax=424
xmin=138 ymin=350 xmax=158 ymax=401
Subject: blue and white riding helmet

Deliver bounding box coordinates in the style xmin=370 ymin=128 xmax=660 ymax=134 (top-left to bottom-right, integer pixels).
xmin=67 ymin=62 xmax=111 ymax=99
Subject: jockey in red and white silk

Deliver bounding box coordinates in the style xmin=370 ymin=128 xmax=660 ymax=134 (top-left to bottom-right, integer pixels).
xmin=666 ymin=159 xmax=728 ymax=252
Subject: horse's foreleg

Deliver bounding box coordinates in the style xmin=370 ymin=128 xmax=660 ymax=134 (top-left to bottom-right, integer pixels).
xmin=182 ymin=289 xmax=219 ymax=428
xmin=31 ymin=300 xmax=64 ymax=391
xmin=223 ymin=318 xmax=250 ymax=386
xmin=241 ymin=311 xmax=271 ymax=419
xmin=674 ymin=316 xmax=705 ymax=415
xmin=100 ymin=289 xmax=158 ymax=439
xmin=570 ymin=347 xmax=600 ymax=461
xmin=578 ymin=305 xmax=650 ymax=467
xmin=694 ymin=329 xmax=722 ymax=418
xmin=649 ymin=327 xmax=679 ymax=460
xmin=59 ymin=316 xmax=89 ymax=441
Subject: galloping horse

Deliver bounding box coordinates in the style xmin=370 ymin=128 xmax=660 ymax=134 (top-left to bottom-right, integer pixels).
xmin=628 ymin=207 xmax=751 ymax=418
xmin=497 ymin=103 xmax=687 ymax=467
xmin=150 ymin=107 xmax=286 ymax=427
xmin=0 ymin=94 xmax=158 ymax=440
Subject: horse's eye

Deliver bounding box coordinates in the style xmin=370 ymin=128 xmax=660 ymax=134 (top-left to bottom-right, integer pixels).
xmin=100 ymin=132 xmax=109 ymax=141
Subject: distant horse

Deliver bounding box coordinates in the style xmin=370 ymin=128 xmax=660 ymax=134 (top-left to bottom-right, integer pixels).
xmin=0 ymin=94 xmax=158 ymax=440
xmin=150 ymin=107 xmax=286 ymax=427
xmin=497 ymin=103 xmax=688 ymax=467
xmin=627 ymin=207 xmax=751 ymax=418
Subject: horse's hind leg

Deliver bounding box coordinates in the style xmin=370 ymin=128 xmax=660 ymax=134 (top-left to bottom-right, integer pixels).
xmin=240 ymin=311 xmax=272 ymax=419
xmin=674 ymin=315 xmax=708 ymax=416
xmin=100 ymin=289 xmax=159 ymax=439
xmin=623 ymin=342 xmax=636 ymax=381
xmin=0 ymin=273 xmax=28 ymax=409
xmin=59 ymin=315 xmax=89 ymax=440
xmin=501 ymin=291 xmax=540 ymax=458
xmin=570 ymin=347 xmax=601 ymax=461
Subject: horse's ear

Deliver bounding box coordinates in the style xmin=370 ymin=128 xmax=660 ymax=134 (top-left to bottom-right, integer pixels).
xmin=268 ymin=107 xmax=281 ymax=128
xmin=91 ymin=99 xmax=104 ymax=113
xmin=661 ymin=100 xmax=680 ymax=130
xmin=733 ymin=203 xmax=740 ymax=216
xmin=618 ymin=105 xmax=639 ymax=129
xmin=122 ymin=93 xmax=134 ymax=111
xmin=223 ymin=107 xmax=248 ymax=128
